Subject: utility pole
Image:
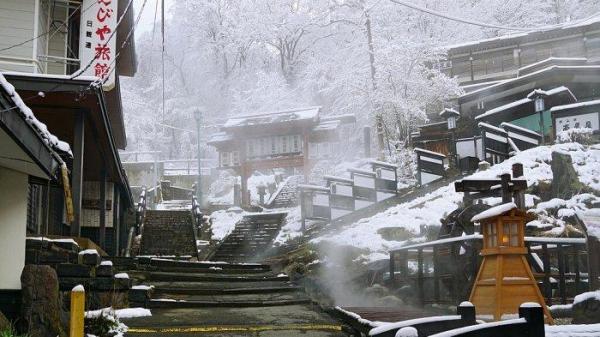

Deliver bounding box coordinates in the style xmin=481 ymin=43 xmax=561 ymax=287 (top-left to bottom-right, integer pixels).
xmin=194 ymin=109 xmax=203 ymax=206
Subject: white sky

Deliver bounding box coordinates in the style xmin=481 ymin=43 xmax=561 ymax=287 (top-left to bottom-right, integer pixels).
xmin=133 ymin=0 xmax=175 ymax=36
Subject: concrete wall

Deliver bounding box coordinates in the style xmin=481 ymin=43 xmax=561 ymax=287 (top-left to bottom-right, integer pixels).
xmin=0 ymin=166 xmax=28 ymax=290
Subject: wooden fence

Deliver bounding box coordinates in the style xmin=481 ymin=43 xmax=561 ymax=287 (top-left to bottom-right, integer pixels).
xmin=300 ymin=161 xmax=398 ymax=224
xmin=388 ymin=235 xmax=589 ymax=306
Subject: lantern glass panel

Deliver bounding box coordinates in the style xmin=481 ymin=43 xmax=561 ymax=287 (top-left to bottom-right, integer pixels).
xmin=448 ymin=116 xmax=456 ymax=130
xmin=510 ymin=223 xmax=519 ymax=246
xmin=535 ymin=98 xmax=545 ymax=112
xmin=486 ymin=223 xmax=498 ymax=248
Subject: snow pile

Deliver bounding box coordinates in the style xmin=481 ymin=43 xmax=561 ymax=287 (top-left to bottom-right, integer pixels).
xmin=556 ymin=128 xmax=594 ymax=144
xmin=573 ymin=290 xmax=600 ymax=305
xmin=114 ymin=273 xmax=129 ymax=279
xmin=100 ymin=261 xmax=113 ymax=266
xmin=79 ymin=249 xmax=99 ymax=256
xmin=86 ymin=307 xmax=152 ymax=319
xmin=545 ymin=323 xmax=600 ymax=337
xmin=527 ymin=193 xmax=600 ymax=236
xmin=274 ymin=207 xmax=303 ymax=244
xmin=209 ymin=208 xmax=245 ymax=240
xmin=0 ymin=73 xmax=72 ymax=156
xmin=313 ymin=143 xmax=600 ymax=263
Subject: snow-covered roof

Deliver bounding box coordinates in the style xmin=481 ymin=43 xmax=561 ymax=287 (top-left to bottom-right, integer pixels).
xmin=461 ymin=65 xmax=599 ymax=101
xmin=550 ymin=99 xmax=600 ymax=113
xmin=0 ymin=73 xmax=71 ymax=157
xmin=439 ymin=108 xmax=460 ymax=117
xmin=298 ymin=184 xmax=330 ymax=192
xmin=518 ymin=57 xmax=587 ymax=76
xmin=370 ymin=160 xmax=398 ymax=169
xmin=444 ymin=15 xmax=600 ymax=53
xmin=207 ymin=131 xmax=233 ymax=144
xmin=313 ymin=119 xmax=340 ymax=131
xmin=500 ymin=122 xmax=541 ymax=138
xmin=414 ymin=148 xmax=446 ymax=158
xmin=471 ymin=202 xmax=517 ymax=222
xmin=478 ymin=122 xmax=507 ymax=134
xmin=475 ymin=86 xmax=575 ymax=121
xmin=223 ymin=106 xmax=320 ymax=128
xmin=323 ymin=175 xmax=353 ymax=184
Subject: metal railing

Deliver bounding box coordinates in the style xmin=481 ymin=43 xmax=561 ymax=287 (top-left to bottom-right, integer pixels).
xmin=125 ymin=187 xmax=147 ymax=257
xmin=388 ymin=235 xmax=589 ymax=306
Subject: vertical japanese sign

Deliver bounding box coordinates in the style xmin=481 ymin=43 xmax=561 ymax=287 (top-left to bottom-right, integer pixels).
xmin=79 ymin=0 xmax=118 ymax=91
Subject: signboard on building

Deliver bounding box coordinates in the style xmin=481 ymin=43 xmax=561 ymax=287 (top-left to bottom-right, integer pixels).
xmin=79 ymin=0 xmax=118 ymax=90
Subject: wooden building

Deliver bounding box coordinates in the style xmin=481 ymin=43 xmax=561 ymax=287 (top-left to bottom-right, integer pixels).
xmin=208 ymin=107 xmax=355 ymax=206
xmin=0 ymin=74 xmax=65 ymax=292
xmin=0 ymin=1 xmax=138 ymax=256
xmin=440 ymin=17 xmax=600 ymax=87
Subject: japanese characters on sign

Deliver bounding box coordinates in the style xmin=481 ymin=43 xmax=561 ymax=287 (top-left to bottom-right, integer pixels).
xmin=79 ymin=0 xmax=118 ymax=90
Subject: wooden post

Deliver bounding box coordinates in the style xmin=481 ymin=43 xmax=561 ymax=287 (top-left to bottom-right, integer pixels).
xmin=542 ymin=244 xmax=552 ymax=305
xmin=69 ymin=285 xmax=85 ymax=337
xmin=303 ymin=132 xmax=310 ymax=182
xmin=574 ymin=246 xmax=581 ymax=294
xmin=500 ymin=173 xmax=511 ymax=203
xmin=113 ymin=186 xmax=120 ymax=256
xmin=557 ymin=244 xmax=567 ymax=304
xmin=71 ymin=111 xmax=85 ymax=237
xmin=240 ymin=168 xmax=249 ymax=207
xmin=588 ymin=236 xmax=600 ymax=290
xmin=417 ymin=248 xmax=424 ymax=305
xmin=99 ymin=170 xmax=107 ymax=250
xmin=364 ymin=127 xmax=371 ymax=158
xmin=433 ymin=246 xmax=440 ymax=302
xmin=233 ymin=184 xmax=241 ymax=207
xmin=389 ymin=251 xmax=396 ymax=286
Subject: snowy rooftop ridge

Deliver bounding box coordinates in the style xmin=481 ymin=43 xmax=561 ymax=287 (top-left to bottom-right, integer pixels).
xmin=500 ymin=122 xmax=541 ymax=138
xmin=518 ymin=57 xmax=588 ymax=74
xmin=476 ymin=86 xmax=574 ymax=121
xmin=223 ymin=106 xmax=321 ymax=128
xmin=461 ymin=65 xmax=600 ymax=100
xmin=444 ymin=15 xmax=600 ymax=52
xmin=0 ymin=73 xmax=72 ymax=157
xmin=550 ymin=99 xmax=600 ymax=113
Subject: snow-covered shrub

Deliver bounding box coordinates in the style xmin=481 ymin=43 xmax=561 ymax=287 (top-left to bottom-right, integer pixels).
xmin=556 ymin=128 xmax=594 ymax=144
xmin=85 ymin=308 xmax=127 ymax=337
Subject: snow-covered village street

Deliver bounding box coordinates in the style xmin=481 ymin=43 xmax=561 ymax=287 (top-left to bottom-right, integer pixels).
xmin=2 ymin=0 xmax=600 ymax=337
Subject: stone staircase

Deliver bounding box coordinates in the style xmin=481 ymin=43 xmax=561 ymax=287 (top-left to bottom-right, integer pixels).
xmin=129 ymin=259 xmax=309 ymax=308
xmin=123 ymin=258 xmax=350 ymax=336
xmin=266 ymin=175 xmax=303 ymax=208
xmin=140 ymin=210 xmax=197 ymax=257
xmin=209 ymin=212 xmax=287 ymax=262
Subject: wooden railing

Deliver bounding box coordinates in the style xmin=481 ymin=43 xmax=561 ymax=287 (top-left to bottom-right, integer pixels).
xmin=388 ymin=235 xmax=589 ymax=306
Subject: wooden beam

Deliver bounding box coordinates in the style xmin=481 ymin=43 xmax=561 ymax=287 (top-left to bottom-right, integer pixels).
xmin=99 ymin=170 xmax=107 ymax=250
xmin=71 ymin=111 xmax=85 ymax=237
xmin=113 ymin=185 xmax=120 ymax=256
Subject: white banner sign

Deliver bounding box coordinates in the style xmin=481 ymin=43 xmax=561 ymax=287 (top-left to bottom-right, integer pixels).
xmin=79 ymin=0 xmax=118 ymax=90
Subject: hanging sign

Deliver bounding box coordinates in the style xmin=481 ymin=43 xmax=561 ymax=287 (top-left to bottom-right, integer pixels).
xmin=79 ymin=0 xmax=118 ymax=90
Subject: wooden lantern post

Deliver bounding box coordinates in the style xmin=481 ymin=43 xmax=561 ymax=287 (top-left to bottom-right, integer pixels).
xmin=469 ymin=202 xmax=553 ymax=323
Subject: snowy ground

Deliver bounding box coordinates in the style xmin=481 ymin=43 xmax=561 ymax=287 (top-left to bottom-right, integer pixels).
xmin=311 ymin=143 xmax=600 ymax=263
xmin=208 ymin=208 xmax=245 ymax=240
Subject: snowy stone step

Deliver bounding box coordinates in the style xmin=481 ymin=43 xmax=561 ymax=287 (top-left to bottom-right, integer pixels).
xmin=148 ymin=297 xmax=311 ymax=308
xmin=151 ymin=285 xmax=301 ymax=296
xmin=130 ymin=271 xmax=288 ymax=283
